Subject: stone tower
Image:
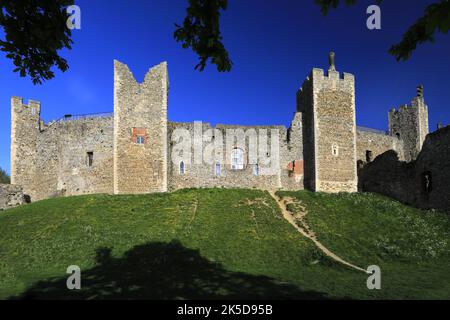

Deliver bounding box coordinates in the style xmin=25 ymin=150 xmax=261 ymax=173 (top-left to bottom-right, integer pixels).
xmin=113 ymin=60 xmax=169 ymax=194
xmin=10 ymin=97 xmax=41 ymax=198
xmin=388 ymin=86 xmax=429 ymax=162
xmin=297 ymin=52 xmax=357 ymax=193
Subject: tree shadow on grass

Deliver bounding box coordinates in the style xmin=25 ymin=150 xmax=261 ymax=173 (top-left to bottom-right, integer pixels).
xmin=10 ymin=240 xmax=332 ymax=300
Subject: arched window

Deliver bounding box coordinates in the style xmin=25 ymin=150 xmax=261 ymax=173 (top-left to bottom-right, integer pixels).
xmin=231 ymin=148 xmax=244 ymax=170
xmin=254 ymin=164 xmax=260 ymax=176
xmin=357 ymin=160 xmax=364 ymax=170
xmin=332 ymin=145 xmax=339 ymax=157
xmin=179 ymin=161 xmax=185 ymax=175
xmin=422 ymin=171 xmax=432 ymax=195
xmin=215 ymin=162 xmax=221 ymax=176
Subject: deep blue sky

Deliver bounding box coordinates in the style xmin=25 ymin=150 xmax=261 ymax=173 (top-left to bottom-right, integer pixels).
xmin=1 ymin=0 xmax=449 ymax=174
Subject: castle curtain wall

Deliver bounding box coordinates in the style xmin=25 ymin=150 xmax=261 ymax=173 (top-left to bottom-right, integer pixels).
xmin=356 ymin=129 xmax=405 ymax=164
xmin=359 ymin=127 xmax=450 ymax=212
xmin=167 ymin=122 xmax=304 ymax=191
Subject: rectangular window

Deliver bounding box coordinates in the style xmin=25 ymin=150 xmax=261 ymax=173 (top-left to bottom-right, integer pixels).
xmin=136 ymin=136 xmax=145 ymax=144
xmin=132 ymin=128 xmax=147 ymax=144
xmin=253 ymin=164 xmax=259 ymax=176
xmin=215 ymin=162 xmax=221 ymax=176
xmin=231 ymin=148 xmax=244 ymax=170
xmin=180 ymin=161 xmax=185 ymax=175
xmin=87 ymin=152 xmax=94 ymax=167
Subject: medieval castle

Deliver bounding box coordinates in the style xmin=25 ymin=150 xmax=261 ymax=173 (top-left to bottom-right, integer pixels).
xmin=8 ymin=53 xmax=450 ymax=211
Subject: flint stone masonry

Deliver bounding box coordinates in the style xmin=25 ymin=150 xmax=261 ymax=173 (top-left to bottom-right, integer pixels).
xmin=388 ymin=96 xmax=429 ymax=162
xmin=356 ymin=129 xmax=405 ymax=165
xmin=297 ymin=68 xmax=357 ymax=193
xmin=11 ymin=101 xmax=114 ymax=201
xmin=167 ymin=120 xmax=303 ymax=191
xmin=359 ymin=126 xmax=450 ymax=212
xmin=11 ymin=54 xmax=441 ymax=208
xmin=114 ymin=61 xmax=168 ymax=194
xmin=0 ymin=184 xmax=26 ymax=211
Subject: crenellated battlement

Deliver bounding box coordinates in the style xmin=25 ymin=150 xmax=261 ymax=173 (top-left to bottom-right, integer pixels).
xmin=297 ymin=69 xmax=354 ymax=94
xmin=296 ymin=52 xmax=357 ymax=193
xmin=388 ymin=87 xmax=429 ymax=162
xmin=11 ymin=97 xmax=41 ymax=116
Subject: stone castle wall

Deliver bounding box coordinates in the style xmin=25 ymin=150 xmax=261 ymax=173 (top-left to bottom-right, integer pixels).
xmin=297 ymin=76 xmax=316 ymax=191
xmin=388 ymin=97 xmax=429 ymax=162
xmin=0 ymin=184 xmax=26 ymax=211
xmin=11 ymin=99 xmax=114 ymax=202
xmin=356 ymin=129 xmax=405 ymax=164
xmin=280 ymin=112 xmax=304 ymax=191
xmin=10 ymin=57 xmax=439 ymax=207
xmin=34 ymin=117 xmax=114 ymax=201
xmin=10 ymin=98 xmax=40 ymax=194
xmin=167 ymin=118 xmax=304 ymax=191
xmin=298 ymin=68 xmax=357 ymax=193
xmin=358 ymin=126 xmax=450 ymax=212
xmin=113 ymin=61 xmax=168 ymax=194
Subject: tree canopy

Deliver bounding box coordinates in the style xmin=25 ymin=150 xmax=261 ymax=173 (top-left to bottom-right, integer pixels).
xmin=176 ymin=0 xmax=449 ymax=71
xmin=0 ymin=0 xmax=73 ymax=84
xmin=0 ymin=167 xmax=10 ymax=184
xmin=174 ymin=0 xmax=232 ymax=72
xmin=315 ymin=0 xmax=450 ymax=61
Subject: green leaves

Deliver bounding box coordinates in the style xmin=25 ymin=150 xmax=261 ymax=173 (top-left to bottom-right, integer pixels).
xmin=174 ymin=0 xmax=232 ymax=72
xmin=315 ymin=0 xmax=358 ymax=16
xmin=389 ymin=0 xmax=450 ymax=61
xmin=315 ymin=0 xmax=449 ymax=61
xmin=0 ymin=0 xmax=74 ymax=85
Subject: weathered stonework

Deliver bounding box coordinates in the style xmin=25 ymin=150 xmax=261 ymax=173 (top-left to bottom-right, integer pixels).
xmin=356 ymin=129 xmax=405 ymax=165
xmin=297 ymin=68 xmax=357 ymax=193
xmin=0 ymin=184 xmax=26 ymax=211
xmin=11 ymin=54 xmax=443 ymax=208
xmin=167 ymin=121 xmax=303 ymax=191
xmin=388 ymin=96 xmax=429 ymax=162
xmin=113 ymin=61 xmax=168 ymax=194
xmin=11 ymin=102 xmax=114 ymax=201
xmin=359 ymin=126 xmax=450 ymax=212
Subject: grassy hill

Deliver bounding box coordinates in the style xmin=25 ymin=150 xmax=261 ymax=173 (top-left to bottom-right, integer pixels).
xmin=0 ymin=188 xmax=449 ymax=299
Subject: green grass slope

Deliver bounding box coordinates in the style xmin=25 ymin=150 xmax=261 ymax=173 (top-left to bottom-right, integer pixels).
xmin=279 ymin=191 xmax=450 ymax=299
xmin=0 ymin=188 xmax=449 ymax=299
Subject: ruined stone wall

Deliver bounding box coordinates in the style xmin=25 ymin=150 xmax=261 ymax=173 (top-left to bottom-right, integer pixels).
xmin=0 ymin=184 xmax=26 ymax=211
xmin=113 ymin=61 xmax=168 ymax=194
xmin=298 ymin=68 xmax=357 ymax=193
xmin=356 ymin=129 xmax=404 ymax=164
xmin=413 ymin=126 xmax=450 ymax=211
xmin=359 ymin=126 xmax=450 ymax=212
xmin=280 ymin=112 xmax=304 ymax=190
